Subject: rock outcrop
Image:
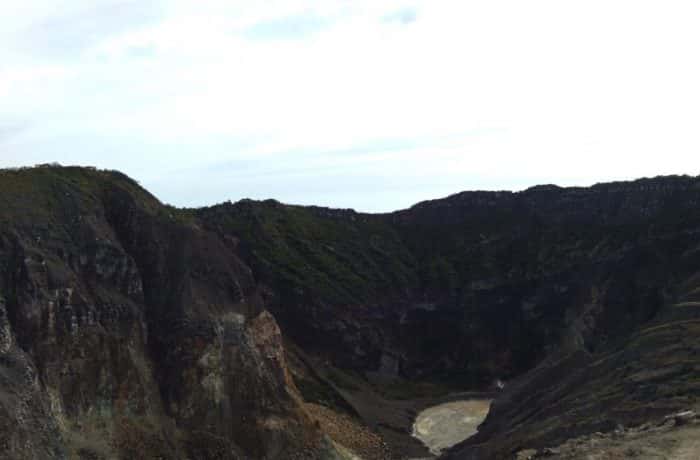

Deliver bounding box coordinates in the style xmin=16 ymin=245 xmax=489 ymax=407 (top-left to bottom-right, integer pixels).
xmin=2 ymin=166 xmax=700 ymax=459
xmin=198 ymin=174 xmax=700 ymax=458
xmin=0 ymin=167 xmax=327 ymax=459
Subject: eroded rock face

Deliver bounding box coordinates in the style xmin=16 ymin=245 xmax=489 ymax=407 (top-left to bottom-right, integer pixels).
xmin=197 ymin=175 xmax=700 ymax=388
xmin=3 ymin=167 xmax=700 ymax=459
xmin=0 ymin=167 xmax=325 ymax=459
xmin=196 ymin=174 xmax=700 ymax=457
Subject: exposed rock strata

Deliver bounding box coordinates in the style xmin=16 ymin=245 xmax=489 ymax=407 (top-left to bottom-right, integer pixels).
xmin=0 ymin=167 xmax=329 ymax=459
xmin=3 ymin=166 xmax=700 ymax=459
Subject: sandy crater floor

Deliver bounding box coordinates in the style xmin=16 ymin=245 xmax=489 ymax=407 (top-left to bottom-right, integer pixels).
xmin=411 ymin=399 xmax=492 ymax=456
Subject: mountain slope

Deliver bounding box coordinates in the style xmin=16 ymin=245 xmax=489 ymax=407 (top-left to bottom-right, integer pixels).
xmin=0 ymin=166 xmax=330 ymax=459
xmin=199 ymin=176 xmax=700 ymax=381
xmin=198 ymin=174 xmax=700 ymax=458
xmin=2 ymin=166 xmax=700 ymax=459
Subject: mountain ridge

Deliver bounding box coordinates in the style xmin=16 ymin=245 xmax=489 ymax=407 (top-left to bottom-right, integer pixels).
xmin=1 ymin=165 xmax=700 ymax=459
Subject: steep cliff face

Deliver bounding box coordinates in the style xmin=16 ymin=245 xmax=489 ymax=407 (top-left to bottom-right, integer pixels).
xmin=197 ymin=175 xmax=700 ymax=457
xmin=388 ymin=177 xmax=700 ymax=384
xmin=445 ymin=274 xmax=700 ymax=459
xmin=3 ymin=166 xmax=700 ymax=459
xmin=0 ymin=167 xmax=326 ymax=459
xmin=199 ymin=176 xmax=700 ymax=388
xmin=196 ymin=200 xmax=419 ymax=376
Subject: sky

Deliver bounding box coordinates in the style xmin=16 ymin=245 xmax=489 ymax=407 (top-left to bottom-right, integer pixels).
xmin=1 ymin=1 xmax=699 ymax=212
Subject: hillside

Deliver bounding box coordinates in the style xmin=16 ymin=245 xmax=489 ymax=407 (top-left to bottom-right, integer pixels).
xmin=1 ymin=165 xmax=700 ymax=459
xmin=0 ymin=166 xmax=332 ymax=459
xmin=198 ymin=174 xmax=700 ymax=457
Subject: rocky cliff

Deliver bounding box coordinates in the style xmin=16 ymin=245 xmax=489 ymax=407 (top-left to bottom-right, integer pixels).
xmin=199 ymin=176 xmax=700 ymax=382
xmin=197 ymin=175 xmax=700 ymax=457
xmin=0 ymin=167 xmax=331 ymax=459
xmin=2 ymin=166 xmax=700 ymax=459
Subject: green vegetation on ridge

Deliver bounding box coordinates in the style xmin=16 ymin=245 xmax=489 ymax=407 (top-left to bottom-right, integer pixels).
xmin=197 ymin=200 xmax=419 ymax=306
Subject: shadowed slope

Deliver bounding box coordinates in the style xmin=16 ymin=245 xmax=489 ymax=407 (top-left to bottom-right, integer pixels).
xmin=0 ymin=166 xmax=329 ymax=459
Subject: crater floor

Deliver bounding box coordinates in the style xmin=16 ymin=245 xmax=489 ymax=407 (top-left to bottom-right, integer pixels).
xmin=412 ymin=399 xmax=492 ymax=456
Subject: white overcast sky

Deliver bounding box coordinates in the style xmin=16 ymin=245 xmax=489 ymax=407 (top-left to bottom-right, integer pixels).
xmin=1 ymin=1 xmax=699 ymax=211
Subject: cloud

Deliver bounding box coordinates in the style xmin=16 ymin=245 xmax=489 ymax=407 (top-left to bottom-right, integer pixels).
xmin=0 ymin=122 xmax=29 ymax=144
xmin=17 ymin=1 xmax=164 ymax=59
xmin=126 ymin=44 xmax=157 ymax=59
xmin=382 ymin=7 xmax=417 ymax=25
xmin=243 ymin=13 xmax=333 ymax=40
xmin=1 ymin=1 xmax=699 ymax=212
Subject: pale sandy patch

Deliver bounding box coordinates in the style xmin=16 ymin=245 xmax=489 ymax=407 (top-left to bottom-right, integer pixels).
xmin=412 ymin=399 xmax=491 ymax=455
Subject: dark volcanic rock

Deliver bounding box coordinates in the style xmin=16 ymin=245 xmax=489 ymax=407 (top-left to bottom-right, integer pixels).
xmin=198 ymin=176 xmax=700 ymax=385
xmin=0 ymin=167 xmax=326 ymax=459
xmin=198 ymin=174 xmax=700 ymax=457
xmin=3 ymin=166 xmax=700 ymax=459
